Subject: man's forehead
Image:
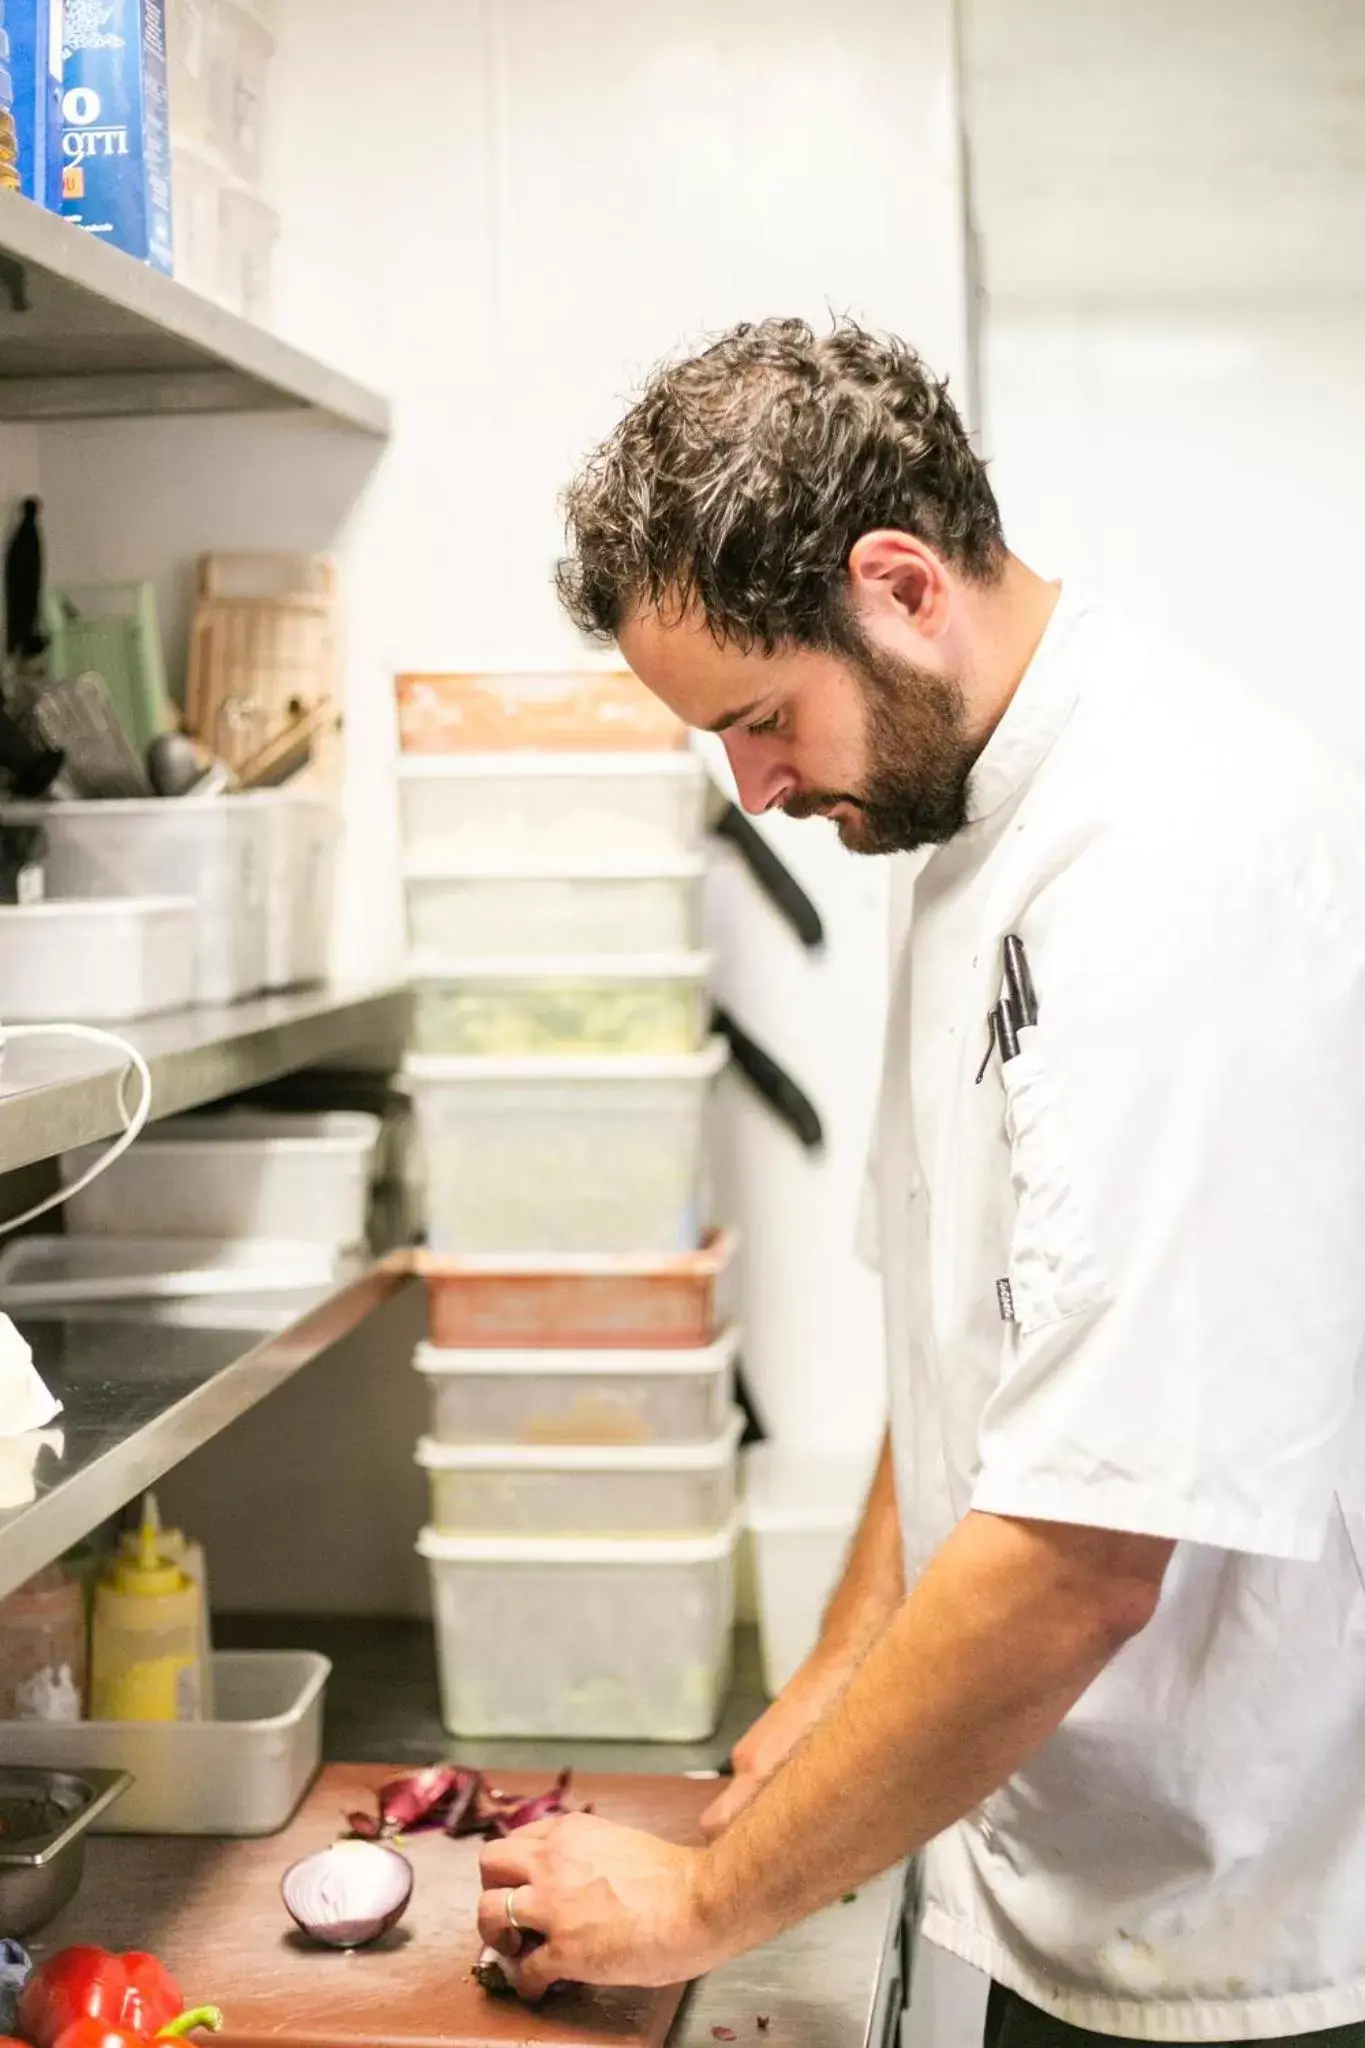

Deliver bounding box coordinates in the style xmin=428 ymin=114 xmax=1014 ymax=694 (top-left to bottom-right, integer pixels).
xmin=618 ymin=605 xmax=783 ymax=722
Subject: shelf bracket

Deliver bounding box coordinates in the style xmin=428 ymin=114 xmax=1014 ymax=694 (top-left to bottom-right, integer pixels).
xmin=0 ymin=252 xmax=30 ymax=314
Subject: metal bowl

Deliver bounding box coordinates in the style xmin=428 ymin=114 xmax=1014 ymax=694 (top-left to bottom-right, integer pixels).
xmin=0 ymin=1766 xmax=131 ymax=1936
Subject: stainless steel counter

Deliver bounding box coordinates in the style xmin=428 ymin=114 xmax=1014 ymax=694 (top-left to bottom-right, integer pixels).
xmin=0 ymin=1269 xmax=421 ymax=1600
xmin=216 ymin=1616 xmax=910 ymax=2047
xmin=0 ymin=979 xmax=411 ymax=1178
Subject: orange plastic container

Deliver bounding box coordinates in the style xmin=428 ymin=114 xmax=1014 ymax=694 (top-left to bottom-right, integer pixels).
xmin=417 ymin=1231 xmax=736 ymax=1351
xmin=394 ymin=670 xmax=685 ymax=755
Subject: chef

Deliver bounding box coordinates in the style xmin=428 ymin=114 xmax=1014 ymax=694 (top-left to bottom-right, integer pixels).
xmin=478 ymin=316 xmax=1365 ymax=2048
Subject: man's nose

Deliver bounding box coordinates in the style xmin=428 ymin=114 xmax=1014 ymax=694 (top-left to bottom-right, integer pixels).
xmin=722 ymin=732 xmax=795 ymax=815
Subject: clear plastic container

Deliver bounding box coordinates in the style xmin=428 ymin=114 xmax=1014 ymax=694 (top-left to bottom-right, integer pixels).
xmin=4 ymin=798 xmax=269 ymax=1004
xmin=0 ymin=1565 xmax=87 ymax=1722
xmin=418 ymin=1230 xmax=738 ymax=1350
xmin=404 ymin=855 xmax=703 ymax=960
xmin=415 ymin=1324 xmax=739 ymax=1446
xmin=207 ymin=0 xmax=273 ymax=184
xmin=170 ymin=142 xmax=227 ymax=297
xmin=406 ymin=1041 xmax=726 ymax=1255
xmin=418 ymin=1519 xmax=737 ymax=1740
xmin=218 ymin=183 xmax=278 ymax=325
xmin=395 ymin=670 xmax=684 ymax=755
xmin=0 ymin=1235 xmax=355 ymax=1308
xmin=0 ymin=898 xmax=197 ymax=1021
xmin=398 ymin=752 xmax=705 ymax=863
xmin=253 ymin=792 xmax=338 ymax=989
xmin=416 ymin=1410 xmax=741 ymax=1537
xmin=166 ymin=0 xmax=215 ymax=150
xmin=744 ymin=1445 xmax=876 ymax=1697
xmin=61 ymin=1111 xmax=381 ymax=1244
xmin=1 ymin=1651 xmax=329 ymax=1834
xmin=409 ymin=952 xmax=711 ymax=1057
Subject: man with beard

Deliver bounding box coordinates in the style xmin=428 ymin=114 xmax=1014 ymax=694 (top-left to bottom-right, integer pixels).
xmin=478 ymin=318 xmax=1365 ymax=2048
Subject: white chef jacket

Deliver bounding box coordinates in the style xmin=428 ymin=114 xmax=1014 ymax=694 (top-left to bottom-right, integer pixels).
xmin=862 ymin=583 xmax=1365 ymax=2040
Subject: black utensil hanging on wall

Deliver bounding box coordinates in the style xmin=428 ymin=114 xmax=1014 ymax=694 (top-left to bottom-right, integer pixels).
xmin=5 ymin=497 xmax=47 ymax=662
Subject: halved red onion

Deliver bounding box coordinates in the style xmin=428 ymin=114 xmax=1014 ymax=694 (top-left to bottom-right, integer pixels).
xmin=282 ymin=1840 xmax=414 ymax=1949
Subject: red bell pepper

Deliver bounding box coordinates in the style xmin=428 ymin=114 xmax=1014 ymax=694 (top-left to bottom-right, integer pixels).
xmin=51 ymin=2017 xmax=219 ymax=2048
xmin=18 ymin=1952 xmax=218 ymax=2048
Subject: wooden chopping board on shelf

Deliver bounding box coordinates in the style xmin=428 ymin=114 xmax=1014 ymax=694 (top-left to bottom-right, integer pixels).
xmin=36 ymin=1765 xmax=714 ymax=2048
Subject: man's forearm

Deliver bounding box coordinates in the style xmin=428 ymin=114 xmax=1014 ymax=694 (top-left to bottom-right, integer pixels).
xmin=811 ymin=1431 xmax=905 ymax=1671
xmin=694 ymin=1510 xmax=1172 ymax=1956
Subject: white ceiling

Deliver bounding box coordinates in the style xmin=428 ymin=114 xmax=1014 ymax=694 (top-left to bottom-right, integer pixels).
xmin=960 ymin=0 xmax=1365 ymax=302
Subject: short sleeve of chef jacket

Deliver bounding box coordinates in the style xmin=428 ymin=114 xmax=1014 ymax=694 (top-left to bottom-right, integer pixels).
xmin=970 ymin=827 xmax=1365 ymax=1564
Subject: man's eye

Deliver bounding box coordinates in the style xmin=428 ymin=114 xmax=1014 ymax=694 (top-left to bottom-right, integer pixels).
xmin=745 ymin=711 xmax=782 ymax=737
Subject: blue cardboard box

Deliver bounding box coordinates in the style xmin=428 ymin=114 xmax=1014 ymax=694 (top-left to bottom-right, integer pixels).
xmin=61 ymin=0 xmax=172 ymax=271
xmin=9 ymin=2 xmax=64 ymax=208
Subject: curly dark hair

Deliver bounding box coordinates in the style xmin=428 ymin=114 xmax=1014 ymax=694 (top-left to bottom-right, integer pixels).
xmin=556 ymin=317 xmax=1005 ymax=654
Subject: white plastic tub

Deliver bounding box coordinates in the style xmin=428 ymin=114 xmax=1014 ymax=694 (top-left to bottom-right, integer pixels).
xmin=0 ymin=1650 xmax=329 ymax=1834
xmin=419 ymin=1519 xmax=737 ymax=1739
xmin=404 ymin=855 xmax=703 ymax=959
xmin=409 ymin=952 xmax=711 ymax=1057
xmin=0 ymin=1235 xmax=354 ymax=1308
xmin=416 ymin=1409 xmax=742 ymax=1537
xmin=415 ymin=1324 xmax=739 ymax=1446
xmin=406 ymin=1040 xmax=725 ymax=1254
xmin=744 ymin=1446 xmax=876 ymax=1697
xmin=4 ymin=798 xmax=269 ymax=1003
xmin=170 ymin=143 xmax=227 ymax=298
xmin=0 ymin=898 xmax=196 ymax=1020
xmin=61 ymin=1110 xmax=381 ymax=1244
xmin=253 ymin=792 xmax=338 ymax=989
xmin=398 ymin=752 xmax=706 ymax=863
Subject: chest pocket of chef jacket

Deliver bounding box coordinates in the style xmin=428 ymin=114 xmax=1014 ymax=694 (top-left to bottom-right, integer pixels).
xmin=1000 ymin=1026 xmax=1109 ymax=1334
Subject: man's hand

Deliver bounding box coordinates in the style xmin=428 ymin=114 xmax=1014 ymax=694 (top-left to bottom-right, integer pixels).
xmin=476 ymin=1812 xmax=720 ymax=1999
xmin=700 ymin=1656 xmax=848 ymax=1837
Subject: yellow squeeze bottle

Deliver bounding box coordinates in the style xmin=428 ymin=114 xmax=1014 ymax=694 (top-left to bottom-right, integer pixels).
xmin=91 ymin=1498 xmax=203 ymax=1722
xmin=118 ymin=1499 xmax=214 ymax=1717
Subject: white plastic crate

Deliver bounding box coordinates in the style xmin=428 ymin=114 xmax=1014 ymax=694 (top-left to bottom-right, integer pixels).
xmin=415 ymin=1324 xmax=739 ymax=1446
xmin=61 ymin=1110 xmax=381 ymax=1244
xmin=416 ymin=1409 xmax=742 ymax=1537
xmin=744 ymin=1445 xmax=876 ymax=1697
xmin=254 ymin=792 xmax=338 ymax=989
xmin=397 ymin=752 xmax=705 ymax=864
xmin=0 ymin=1651 xmax=328 ymax=1835
xmin=405 ymin=1040 xmax=725 ymax=1254
xmin=0 ymin=898 xmax=196 ymax=1021
xmin=409 ymin=952 xmax=711 ymax=1057
xmin=418 ymin=1519 xmax=737 ymax=1740
xmin=404 ymin=855 xmax=703 ymax=959
xmin=170 ymin=143 xmax=228 ymax=298
xmin=4 ymin=798 xmax=268 ymax=1003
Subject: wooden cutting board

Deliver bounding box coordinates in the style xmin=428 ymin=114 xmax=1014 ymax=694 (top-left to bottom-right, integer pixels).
xmin=35 ymin=1765 xmax=714 ymax=2048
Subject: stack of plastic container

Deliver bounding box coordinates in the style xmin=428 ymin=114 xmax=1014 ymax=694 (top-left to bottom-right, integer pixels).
xmin=397 ymin=670 xmax=740 ymax=1741
xmin=166 ymin=0 xmax=279 ymax=321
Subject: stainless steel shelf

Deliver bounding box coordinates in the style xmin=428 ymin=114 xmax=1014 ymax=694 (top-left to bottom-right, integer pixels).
xmin=0 ymin=190 xmax=390 ymax=432
xmin=0 ymin=980 xmax=412 ymax=1180
xmin=0 ymin=1263 xmax=420 ymax=1600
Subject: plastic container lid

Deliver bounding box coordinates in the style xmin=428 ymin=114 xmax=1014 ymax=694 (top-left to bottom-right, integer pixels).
xmin=120 ymin=1111 xmax=382 ymax=1155
xmin=414 ymin=1227 xmax=737 ymax=1279
xmin=403 ymin=1037 xmax=727 ymax=1086
xmin=398 ymin=751 xmax=702 ymax=780
xmin=415 ymin=1408 xmax=742 ymax=1474
xmin=0 ymin=896 xmax=196 ymax=923
xmin=414 ymin=1324 xmax=740 ymax=1380
xmin=0 ymin=1236 xmax=351 ymax=1308
xmin=417 ymin=1513 xmax=741 ymax=1567
xmin=403 ymin=851 xmax=704 ymax=882
xmin=407 ymin=950 xmax=713 ymax=985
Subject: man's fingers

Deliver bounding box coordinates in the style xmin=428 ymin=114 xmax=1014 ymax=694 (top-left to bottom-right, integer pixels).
xmin=513 ymin=1941 xmax=566 ymax=2002
xmin=475 ymin=1883 xmax=547 ymax=1951
xmin=478 ymin=1828 xmax=547 ymax=1888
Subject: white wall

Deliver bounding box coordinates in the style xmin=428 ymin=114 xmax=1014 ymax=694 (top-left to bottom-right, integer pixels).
xmin=963 ymin=0 xmax=1365 ymax=755
xmin=36 ymin=0 xmax=970 ymax=1556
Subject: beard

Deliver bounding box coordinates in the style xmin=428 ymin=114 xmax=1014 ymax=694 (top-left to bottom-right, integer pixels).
xmin=781 ymin=639 xmax=980 ymax=854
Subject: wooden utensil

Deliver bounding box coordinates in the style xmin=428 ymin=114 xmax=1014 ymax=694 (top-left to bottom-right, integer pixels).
xmin=33 ymin=1764 xmax=713 ymax=2048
